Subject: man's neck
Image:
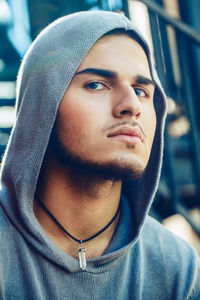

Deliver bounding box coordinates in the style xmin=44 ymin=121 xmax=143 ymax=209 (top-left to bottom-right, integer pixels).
xmin=34 ymin=153 xmax=122 ymax=259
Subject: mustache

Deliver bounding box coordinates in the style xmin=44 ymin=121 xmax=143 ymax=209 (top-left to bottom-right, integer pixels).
xmin=103 ymin=121 xmax=147 ymax=139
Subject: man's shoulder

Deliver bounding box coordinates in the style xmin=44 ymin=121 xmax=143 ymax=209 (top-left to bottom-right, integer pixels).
xmin=139 ymin=215 xmax=200 ymax=299
xmin=142 ymin=215 xmax=199 ymax=258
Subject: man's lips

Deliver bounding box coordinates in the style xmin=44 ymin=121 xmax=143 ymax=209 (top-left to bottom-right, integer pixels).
xmin=107 ymin=125 xmax=144 ymax=145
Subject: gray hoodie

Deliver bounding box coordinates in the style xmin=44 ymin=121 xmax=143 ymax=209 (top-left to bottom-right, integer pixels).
xmin=0 ymin=10 xmax=199 ymax=299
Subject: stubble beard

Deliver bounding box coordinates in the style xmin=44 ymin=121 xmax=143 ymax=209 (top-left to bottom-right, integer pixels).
xmin=49 ymin=127 xmax=145 ymax=182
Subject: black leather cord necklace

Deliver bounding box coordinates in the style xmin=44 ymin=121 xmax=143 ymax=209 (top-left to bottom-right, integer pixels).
xmin=35 ymin=194 xmax=120 ymax=270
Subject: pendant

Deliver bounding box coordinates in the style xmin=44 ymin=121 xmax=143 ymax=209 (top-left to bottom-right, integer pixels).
xmin=77 ymin=243 xmax=87 ymax=270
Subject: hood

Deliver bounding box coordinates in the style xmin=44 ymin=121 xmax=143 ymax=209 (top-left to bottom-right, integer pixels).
xmin=0 ymin=11 xmax=167 ymax=272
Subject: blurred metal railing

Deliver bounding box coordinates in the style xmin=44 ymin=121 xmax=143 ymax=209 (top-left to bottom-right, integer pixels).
xmin=138 ymin=0 xmax=200 ymax=236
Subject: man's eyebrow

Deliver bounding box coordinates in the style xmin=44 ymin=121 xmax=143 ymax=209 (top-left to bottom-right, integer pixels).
xmin=75 ymin=68 xmax=117 ymax=79
xmin=75 ymin=68 xmax=155 ymax=86
xmin=135 ymin=75 xmax=155 ymax=87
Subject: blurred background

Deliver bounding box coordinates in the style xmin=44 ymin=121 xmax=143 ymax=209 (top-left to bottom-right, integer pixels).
xmin=0 ymin=0 xmax=199 ymax=254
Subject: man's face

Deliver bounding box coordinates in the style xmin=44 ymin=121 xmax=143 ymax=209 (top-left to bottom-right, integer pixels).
xmin=53 ymin=34 xmax=156 ymax=180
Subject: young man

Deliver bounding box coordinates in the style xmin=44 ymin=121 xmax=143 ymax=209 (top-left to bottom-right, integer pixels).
xmin=0 ymin=11 xmax=199 ymax=299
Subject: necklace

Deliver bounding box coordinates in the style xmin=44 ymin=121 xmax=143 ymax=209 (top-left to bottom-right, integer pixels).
xmin=35 ymin=194 xmax=120 ymax=270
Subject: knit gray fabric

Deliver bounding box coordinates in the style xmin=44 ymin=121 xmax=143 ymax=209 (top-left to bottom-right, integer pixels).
xmin=0 ymin=11 xmax=199 ymax=299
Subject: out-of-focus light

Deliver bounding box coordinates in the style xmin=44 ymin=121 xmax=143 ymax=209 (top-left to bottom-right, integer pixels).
xmin=168 ymin=116 xmax=190 ymax=138
xmin=163 ymin=212 xmax=200 ymax=255
xmin=167 ymin=97 xmax=181 ymax=115
xmin=0 ymin=0 xmax=11 ymax=25
xmin=129 ymin=0 xmax=153 ymax=51
xmin=6 ymin=0 xmax=32 ymax=58
xmin=0 ymin=82 xmax=16 ymax=99
xmin=0 ymin=106 xmax=15 ymax=128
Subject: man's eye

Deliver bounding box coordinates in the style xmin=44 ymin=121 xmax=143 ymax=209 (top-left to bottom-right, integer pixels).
xmin=85 ymin=82 xmax=106 ymax=90
xmin=134 ymin=87 xmax=147 ymax=97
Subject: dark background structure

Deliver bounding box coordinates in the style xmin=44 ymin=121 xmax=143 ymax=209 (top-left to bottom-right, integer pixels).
xmin=0 ymin=0 xmax=199 ymax=250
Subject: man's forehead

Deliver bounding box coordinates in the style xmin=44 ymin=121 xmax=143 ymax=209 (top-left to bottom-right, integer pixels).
xmin=76 ymin=33 xmax=151 ymax=79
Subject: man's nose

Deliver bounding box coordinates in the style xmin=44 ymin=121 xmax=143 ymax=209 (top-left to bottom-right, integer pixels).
xmin=112 ymin=85 xmax=142 ymax=119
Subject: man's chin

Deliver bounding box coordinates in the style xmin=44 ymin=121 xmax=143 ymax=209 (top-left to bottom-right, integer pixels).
xmin=49 ymin=131 xmax=145 ymax=181
xmin=97 ymin=164 xmax=144 ymax=181
xmin=56 ymin=149 xmax=144 ymax=181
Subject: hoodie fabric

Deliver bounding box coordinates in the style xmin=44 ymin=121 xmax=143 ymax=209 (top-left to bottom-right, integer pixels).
xmin=0 ymin=11 xmax=199 ymax=300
